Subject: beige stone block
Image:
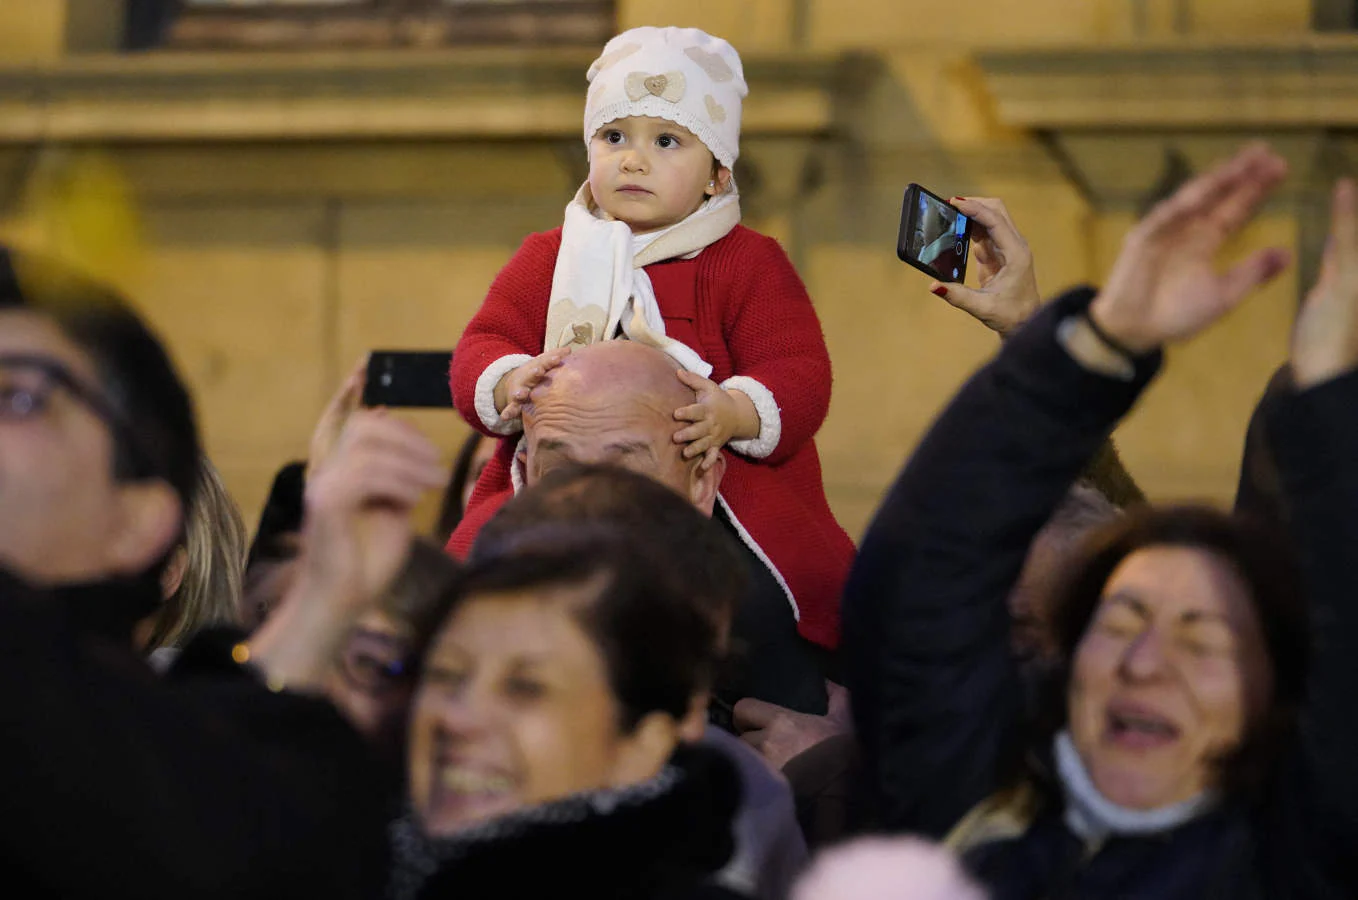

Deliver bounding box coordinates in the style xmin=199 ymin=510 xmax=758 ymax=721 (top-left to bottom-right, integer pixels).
xmin=618 ymin=0 xmax=796 ymax=51
xmin=1187 ymin=0 xmax=1311 ymax=36
xmin=0 ymin=0 xmax=67 ymax=61
xmin=135 ymin=203 xmax=331 ymax=470
xmin=808 ymin=0 xmax=1106 ymax=50
xmin=811 ymin=243 xmax=1000 ymax=539
xmin=111 ymin=143 xmax=575 ymax=203
xmin=0 ymin=0 xmax=123 ymax=61
xmin=882 ymin=50 xmax=1025 ymax=149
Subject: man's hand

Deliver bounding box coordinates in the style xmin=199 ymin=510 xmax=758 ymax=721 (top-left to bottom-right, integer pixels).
xmin=734 ymin=682 xmax=852 ymax=771
xmin=673 ymin=370 xmax=759 ymax=471
xmin=248 ymin=411 xmax=446 ymax=691
xmin=495 ymin=348 xmax=571 ymax=421
xmin=307 ymin=356 xmax=367 ymax=481
xmin=1088 ymin=142 xmax=1291 ymax=354
xmin=302 ymin=411 xmax=446 ymax=606
xmin=932 ymin=196 xmax=1041 ymax=337
xmin=1293 ymin=179 xmax=1358 ymax=388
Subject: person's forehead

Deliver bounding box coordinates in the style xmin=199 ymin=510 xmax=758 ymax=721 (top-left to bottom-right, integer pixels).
xmin=1107 ymin=545 xmax=1252 ymax=622
xmin=0 ymin=310 xmax=98 ymax=382
xmin=433 ymin=587 xmax=599 ymax=660
xmin=529 ymin=390 xmax=672 ymax=439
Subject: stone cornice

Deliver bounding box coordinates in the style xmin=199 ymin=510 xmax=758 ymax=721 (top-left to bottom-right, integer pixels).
xmin=977 ymin=37 xmax=1358 ymax=130
xmin=0 ymin=48 xmax=844 ymax=144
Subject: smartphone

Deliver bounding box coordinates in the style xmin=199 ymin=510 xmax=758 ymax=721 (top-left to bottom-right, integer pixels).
xmin=362 ymin=351 xmax=453 ymax=409
xmin=896 ymin=184 xmax=972 ymax=283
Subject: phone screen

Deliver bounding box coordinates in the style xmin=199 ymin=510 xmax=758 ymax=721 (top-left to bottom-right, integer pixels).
xmin=897 ymin=185 xmax=971 ymax=282
xmin=362 ymin=351 xmax=453 ymax=409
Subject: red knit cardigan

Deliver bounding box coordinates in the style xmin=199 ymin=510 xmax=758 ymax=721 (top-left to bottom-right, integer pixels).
xmin=448 ymin=225 xmax=854 ymax=649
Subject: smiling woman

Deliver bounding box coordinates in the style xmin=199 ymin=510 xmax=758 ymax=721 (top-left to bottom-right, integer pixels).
xmin=389 ymin=531 xmax=743 ymax=900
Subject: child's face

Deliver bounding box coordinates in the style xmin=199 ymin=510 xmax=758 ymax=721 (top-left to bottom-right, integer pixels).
xmin=588 ymin=116 xmax=727 ymax=234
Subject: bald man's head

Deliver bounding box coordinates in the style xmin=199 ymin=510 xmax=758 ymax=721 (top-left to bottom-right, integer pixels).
xmin=520 ymin=342 xmax=725 ymax=515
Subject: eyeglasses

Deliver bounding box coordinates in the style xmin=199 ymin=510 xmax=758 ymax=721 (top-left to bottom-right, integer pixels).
xmin=0 ymin=353 xmax=154 ymax=477
xmin=338 ymin=628 xmax=417 ymax=695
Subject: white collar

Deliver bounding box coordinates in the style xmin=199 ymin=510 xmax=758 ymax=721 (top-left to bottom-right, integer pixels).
xmin=1054 ymin=730 xmax=1218 ymax=844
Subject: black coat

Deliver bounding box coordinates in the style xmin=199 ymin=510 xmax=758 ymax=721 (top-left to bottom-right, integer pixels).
xmin=0 ymin=572 xmax=391 ymax=900
xmin=390 ymin=744 xmax=745 ymax=900
xmin=843 ymin=288 xmax=1358 ymax=899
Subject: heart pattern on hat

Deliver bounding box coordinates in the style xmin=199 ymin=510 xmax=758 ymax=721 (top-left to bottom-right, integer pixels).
xmin=624 ymin=70 xmax=687 ymax=103
xmin=685 ymin=46 xmax=736 ymax=82
xmin=589 ymin=42 xmax=641 ymax=75
xmin=705 ymin=95 xmax=727 ymax=123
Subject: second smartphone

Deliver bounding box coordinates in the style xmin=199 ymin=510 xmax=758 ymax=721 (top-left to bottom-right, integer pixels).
xmin=897 ymin=184 xmax=972 ymax=283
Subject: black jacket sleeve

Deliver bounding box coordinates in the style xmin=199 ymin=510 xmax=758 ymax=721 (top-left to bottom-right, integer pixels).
xmin=843 ymin=288 xmax=1161 ymax=837
xmin=1265 ymin=368 xmax=1358 ymax=891
xmin=0 ymin=585 xmax=390 ymax=900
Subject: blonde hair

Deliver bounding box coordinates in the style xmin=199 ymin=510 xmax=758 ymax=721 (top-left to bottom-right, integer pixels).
xmin=145 ymin=455 xmax=247 ymax=650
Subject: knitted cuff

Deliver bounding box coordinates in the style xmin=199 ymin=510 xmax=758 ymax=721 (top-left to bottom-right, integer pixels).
xmin=721 ymin=375 xmax=781 ymax=459
xmin=475 ymin=354 xmax=533 ymax=435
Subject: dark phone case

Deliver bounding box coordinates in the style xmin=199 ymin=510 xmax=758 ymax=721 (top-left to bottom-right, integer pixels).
xmin=362 ymin=351 xmax=454 ymax=408
xmin=896 ymin=183 xmax=972 ymax=283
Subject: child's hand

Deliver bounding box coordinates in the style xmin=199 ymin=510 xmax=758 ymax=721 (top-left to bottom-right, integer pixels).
xmin=495 ymin=348 xmax=571 ymax=420
xmin=673 ymin=370 xmax=759 ymax=471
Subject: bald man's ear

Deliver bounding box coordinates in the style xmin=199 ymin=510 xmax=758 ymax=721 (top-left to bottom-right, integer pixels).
xmin=687 ymin=453 xmax=725 ymax=516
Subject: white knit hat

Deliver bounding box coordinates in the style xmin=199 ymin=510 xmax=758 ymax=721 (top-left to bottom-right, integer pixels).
xmin=583 ymin=26 xmax=748 ymax=169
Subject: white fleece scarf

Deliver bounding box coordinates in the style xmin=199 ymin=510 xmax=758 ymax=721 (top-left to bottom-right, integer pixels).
xmin=1054 ymin=730 xmax=1219 ymax=845
xmin=543 ymin=181 xmax=742 ymax=377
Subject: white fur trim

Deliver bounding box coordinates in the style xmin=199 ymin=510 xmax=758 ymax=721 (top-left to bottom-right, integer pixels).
xmin=718 ymin=494 xmax=799 ymax=622
xmin=721 ymin=376 xmax=781 ymax=459
xmin=474 ymin=354 xmax=533 ymax=435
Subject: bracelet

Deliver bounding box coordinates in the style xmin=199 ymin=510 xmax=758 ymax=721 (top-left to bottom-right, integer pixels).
xmin=1081 ymin=310 xmax=1140 ymax=360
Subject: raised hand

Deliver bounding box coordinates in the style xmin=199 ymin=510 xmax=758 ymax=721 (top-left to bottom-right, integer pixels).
xmin=932 ymin=196 xmax=1041 ymax=337
xmin=307 ymin=356 xmax=368 ymax=481
xmin=1292 ymin=179 xmax=1358 ymax=388
xmin=247 ymin=411 xmax=446 ymax=691
xmin=302 ymin=411 xmax=447 ymax=607
xmin=496 ymin=348 xmax=571 ymax=421
xmin=1088 ymin=143 xmax=1292 ymax=354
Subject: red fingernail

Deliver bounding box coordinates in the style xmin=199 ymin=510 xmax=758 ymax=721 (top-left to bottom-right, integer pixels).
xmin=931 ymin=285 xmax=948 ymax=297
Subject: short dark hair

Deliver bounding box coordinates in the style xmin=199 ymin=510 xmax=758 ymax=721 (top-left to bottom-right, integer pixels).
xmin=472 ymin=464 xmax=747 ymax=632
xmin=1032 ymin=505 xmax=1307 ymax=798
xmin=246 ymin=461 xmax=307 ymax=569
xmin=380 ymin=539 xmax=462 ymax=658
xmin=0 ymin=247 xmax=200 ymax=518
xmin=445 ymin=531 xmax=720 ymax=731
